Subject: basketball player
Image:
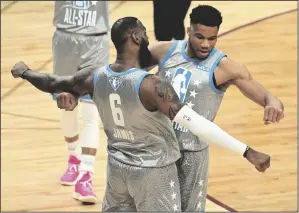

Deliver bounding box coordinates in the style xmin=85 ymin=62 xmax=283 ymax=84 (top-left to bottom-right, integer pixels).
xmin=52 ymin=1 xmax=109 ymax=203
xmin=11 ymin=17 xmax=271 ymax=212
xmin=146 ymin=5 xmax=285 ymax=211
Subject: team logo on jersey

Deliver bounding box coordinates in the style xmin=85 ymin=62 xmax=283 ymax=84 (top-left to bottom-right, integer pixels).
xmin=63 ymin=1 xmax=98 ymax=27
xmin=197 ymin=64 xmax=210 ymax=72
xmin=109 ymin=76 xmax=122 ymax=91
xmin=171 ymin=68 xmax=192 ymax=102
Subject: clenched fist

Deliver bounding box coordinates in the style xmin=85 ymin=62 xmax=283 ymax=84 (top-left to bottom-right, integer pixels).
xmin=56 ymin=92 xmax=78 ymax=111
xmin=11 ymin=61 xmax=30 ymax=78
xmin=264 ymin=106 xmax=284 ymax=125
xmin=245 ymin=147 xmax=271 ymax=172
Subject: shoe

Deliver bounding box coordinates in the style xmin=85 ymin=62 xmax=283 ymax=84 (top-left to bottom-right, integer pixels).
xmin=59 ymin=155 xmax=81 ymax=186
xmin=73 ymin=171 xmax=97 ymax=204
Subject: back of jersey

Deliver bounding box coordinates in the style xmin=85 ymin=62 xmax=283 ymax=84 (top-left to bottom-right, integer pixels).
xmin=92 ymin=66 xmax=180 ymax=168
xmin=53 ymin=1 xmax=109 ymax=35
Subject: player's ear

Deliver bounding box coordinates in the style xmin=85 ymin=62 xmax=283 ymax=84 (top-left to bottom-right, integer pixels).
xmin=187 ymin=27 xmax=191 ymax=36
xmin=131 ymin=31 xmax=141 ymax=46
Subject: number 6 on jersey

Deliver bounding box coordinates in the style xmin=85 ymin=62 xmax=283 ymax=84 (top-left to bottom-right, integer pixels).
xmin=109 ymin=93 xmax=125 ymax=127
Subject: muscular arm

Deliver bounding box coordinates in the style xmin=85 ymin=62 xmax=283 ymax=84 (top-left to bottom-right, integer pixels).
xmin=218 ymin=58 xmax=283 ymax=107
xmin=139 ymin=75 xmax=184 ymax=119
xmin=55 ymin=74 xmax=270 ymax=172
xmin=20 ymin=65 xmax=96 ymax=98
xmin=139 ymin=74 xmax=249 ymax=156
xmin=216 ymin=58 xmax=284 ymax=122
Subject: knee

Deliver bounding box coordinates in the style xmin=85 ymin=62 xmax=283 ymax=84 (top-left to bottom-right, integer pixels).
xmin=60 ymin=107 xmax=80 ymax=138
xmin=81 ymin=101 xmax=99 ymax=125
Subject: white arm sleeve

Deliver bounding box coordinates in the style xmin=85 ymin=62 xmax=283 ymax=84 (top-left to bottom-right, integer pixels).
xmin=173 ymin=105 xmax=248 ymax=156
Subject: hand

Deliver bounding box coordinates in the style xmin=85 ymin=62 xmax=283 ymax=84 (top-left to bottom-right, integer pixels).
xmin=11 ymin=61 xmax=30 ymax=78
xmin=245 ymin=147 xmax=270 ymax=172
xmin=264 ymin=106 xmax=284 ymax=125
xmin=56 ymin=92 xmax=78 ymax=111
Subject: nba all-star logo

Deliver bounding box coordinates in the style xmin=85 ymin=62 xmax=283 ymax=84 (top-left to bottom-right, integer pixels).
xmin=63 ymin=1 xmax=98 ymax=27
xmin=109 ymin=76 xmax=122 ymax=91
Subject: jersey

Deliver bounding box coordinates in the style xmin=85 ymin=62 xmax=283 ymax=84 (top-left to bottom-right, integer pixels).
xmin=92 ymin=66 xmax=181 ymax=167
xmin=53 ymin=1 xmax=109 ymax=35
xmin=158 ymin=40 xmax=227 ymax=151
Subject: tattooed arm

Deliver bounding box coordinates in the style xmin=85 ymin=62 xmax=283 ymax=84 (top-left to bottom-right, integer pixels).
xmin=139 ymin=74 xmax=271 ymax=172
xmin=11 ymin=61 xmax=95 ymax=97
xmin=139 ymin=74 xmax=184 ymax=119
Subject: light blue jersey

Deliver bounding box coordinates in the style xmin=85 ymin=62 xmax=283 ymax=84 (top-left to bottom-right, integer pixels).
xmin=158 ymin=40 xmax=227 ymax=151
xmin=92 ymin=66 xmax=181 ymax=167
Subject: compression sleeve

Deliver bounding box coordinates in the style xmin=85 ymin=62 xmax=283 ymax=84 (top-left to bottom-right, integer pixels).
xmin=173 ymin=105 xmax=248 ymax=156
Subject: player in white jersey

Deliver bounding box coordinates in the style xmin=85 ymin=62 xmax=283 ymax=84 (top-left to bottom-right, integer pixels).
xmin=147 ymin=5 xmax=284 ymax=211
xmin=51 ymin=1 xmax=110 ymax=203
xmin=11 ymin=17 xmax=270 ymax=212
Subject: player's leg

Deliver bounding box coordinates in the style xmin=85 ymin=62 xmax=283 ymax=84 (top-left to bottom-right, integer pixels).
xmin=52 ymin=29 xmax=81 ymax=186
xmin=72 ymin=102 xmax=99 ymax=203
xmin=172 ymin=0 xmax=191 ymax=40
xmin=73 ymin=34 xmax=110 ymax=203
xmin=153 ymin=0 xmax=174 ymax=41
xmin=176 ymin=148 xmax=209 ymax=212
xmin=128 ymin=163 xmax=181 ymax=211
xmin=102 ymin=156 xmax=137 ymax=212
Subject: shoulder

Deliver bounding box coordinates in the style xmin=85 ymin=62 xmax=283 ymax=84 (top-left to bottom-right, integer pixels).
xmin=149 ymin=40 xmax=178 ymax=63
xmin=217 ymin=57 xmax=249 ymax=80
xmin=74 ymin=65 xmax=102 ymax=86
xmin=138 ymin=74 xmax=157 ymax=111
xmin=140 ymin=74 xmax=157 ymax=89
xmin=149 ymin=40 xmax=177 ymax=52
xmin=140 ymin=74 xmax=168 ymax=97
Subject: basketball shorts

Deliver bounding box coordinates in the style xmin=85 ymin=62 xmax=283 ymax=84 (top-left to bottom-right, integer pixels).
xmin=51 ymin=29 xmax=109 ymax=102
xmin=102 ymin=155 xmax=182 ymax=212
xmin=176 ymin=147 xmax=209 ymax=212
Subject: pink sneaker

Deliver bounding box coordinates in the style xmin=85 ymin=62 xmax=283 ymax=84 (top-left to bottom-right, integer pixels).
xmin=60 ymin=155 xmax=81 ymax=186
xmin=73 ymin=171 xmax=97 ymax=204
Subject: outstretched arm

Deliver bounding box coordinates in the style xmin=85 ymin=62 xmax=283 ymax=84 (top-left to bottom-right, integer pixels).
xmin=140 ymin=75 xmax=270 ymax=172
xmin=11 ymin=61 xmax=96 ymax=98
xmin=217 ymin=57 xmax=284 ymax=124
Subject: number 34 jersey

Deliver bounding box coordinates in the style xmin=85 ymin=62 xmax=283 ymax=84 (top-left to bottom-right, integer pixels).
xmin=158 ymin=40 xmax=227 ymax=152
xmin=92 ymin=65 xmax=181 ymax=168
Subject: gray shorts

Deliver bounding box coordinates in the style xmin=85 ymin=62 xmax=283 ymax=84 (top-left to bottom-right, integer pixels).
xmin=52 ymin=29 xmax=109 ymax=101
xmin=176 ymin=147 xmax=209 ymax=212
xmin=102 ymin=156 xmax=181 ymax=212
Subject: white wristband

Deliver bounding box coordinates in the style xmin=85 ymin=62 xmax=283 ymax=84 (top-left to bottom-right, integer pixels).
xmin=173 ymin=105 xmax=247 ymax=156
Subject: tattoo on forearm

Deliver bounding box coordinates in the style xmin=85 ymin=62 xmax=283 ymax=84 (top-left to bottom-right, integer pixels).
xmin=22 ymin=70 xmax=71 ymax=93
xmin=154 ymin=77 xmax=184 ymax=120
xmin=22 ymin=67 xmax=95 ymax=96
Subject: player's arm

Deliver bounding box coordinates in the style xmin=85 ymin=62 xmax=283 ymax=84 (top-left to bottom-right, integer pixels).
xmin=11 ymin=61 xmax=95 ymax=98
xmin=217 ymin=57 xmax=284 ymax=124
xmin=140 ymin=74 xmax=270 ymax=172
xmin=145 ymin=41 xmax=176 ymax=72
